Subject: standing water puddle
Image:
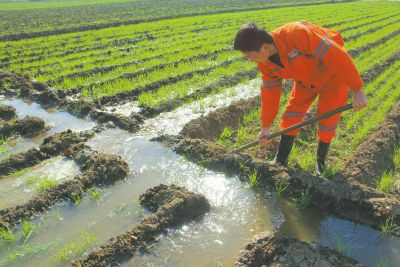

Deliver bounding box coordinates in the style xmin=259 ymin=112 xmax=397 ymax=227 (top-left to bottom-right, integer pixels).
xmin=139 ymin=79 xmax=260 ymax=137
xmin=0 ymin=156 xmax=80 ymax=210
xmin=0 ymin=98 xmax=95 ymax=160
xmin=0 ymin=81 xmax=399 ymax=266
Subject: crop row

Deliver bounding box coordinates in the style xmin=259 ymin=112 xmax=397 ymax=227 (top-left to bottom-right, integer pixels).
xmin=0 ymin=2 xmax=392 ymax=65
xmin=0 ymin=0 xmax=347 ymax=40
xmin=0 ymin=1 xmax=370 ymax=64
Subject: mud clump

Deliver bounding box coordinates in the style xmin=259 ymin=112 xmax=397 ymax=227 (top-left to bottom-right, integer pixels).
xmin=140 ymin=184 xmax=211 ymax=226
xmin=72 ymin=184 xmax=210 ymax=267
xmin=68 ymin=144 xmax=130 ymax=187
xmin=0 ymin=104 xmax=16 ymax=120
xmin=0 ymin=116 xmax=46 ymax=138
xmin=236 ymin=231 xmax=365 ymax=267
xmin=40 ymin=129 xmax=87 ymax=156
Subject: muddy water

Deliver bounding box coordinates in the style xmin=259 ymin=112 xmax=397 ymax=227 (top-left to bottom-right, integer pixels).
xmin=0 ymin=156 xmax=80 ymax=210
xmin=0 ymin=98 xmax=95 ymax=160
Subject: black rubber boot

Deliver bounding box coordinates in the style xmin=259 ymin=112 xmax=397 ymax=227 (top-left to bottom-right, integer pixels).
xmin=270 ymin=135 xmax=295 ymax=166
xmin=315 ymin=141 xmax=330 ymax=176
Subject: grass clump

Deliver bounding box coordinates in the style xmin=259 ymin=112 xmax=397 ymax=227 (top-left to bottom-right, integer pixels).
xmin=380 ymin=216 xmax=396 ymax=236
xmin=334 ymin=235 xmax=352 ymax=256
xmin=274 ymin=179 xmax=288 ymax=197
xmin=374 ymin=171 xmax=395 ymax=194
xmin=26 ymin=176 xmax=58 ymax=194
xmin=56 ymin=231 xmax=96 ymax=261
xmin=0 ymin=136 xmax=9 ymax=156
xmin=0 ymin=228 xmax=15 ymax=245
xmin=322 ymin=163 xmax=340 ymax=178
xmin=393 ymin=146 xmax=400 ymax=170
xmin=246 ymin=169 xmax=259 ymax=188
xmin=216 ymin=127 xmax=233 ymax=146
xmin=70 ymin=192 xmax=82 ymax=205
xmin=87 ymin=188 xmax=102 ymax=203
xmin=22 ymin=219 xmax=37 ymax=243
xmin=376 ymin=257 xmax=389 ymax=267
xmin=291 ymin=187 xmax=312 ymax=209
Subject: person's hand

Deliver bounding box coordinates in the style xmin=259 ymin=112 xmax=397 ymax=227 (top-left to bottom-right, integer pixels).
xmin=352 ymin=89 xmax=368 ymax=111
xmin=258 ymin=127 xmax=271 ymax=147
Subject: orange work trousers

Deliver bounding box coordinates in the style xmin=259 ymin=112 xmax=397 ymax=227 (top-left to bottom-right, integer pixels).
xmin=280 ymin=82 xmax=349 ymax=143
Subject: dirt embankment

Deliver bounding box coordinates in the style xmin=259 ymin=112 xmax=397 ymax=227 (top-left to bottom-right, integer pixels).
xmin=0 ymin=144 xmax=129 ymax=229
xmin=343 ymin=103 xmax=400 ymax=185
xmin=0 ymin=116 xmax=47 ymax=138
xmin=180 ymin=96 xmax=260 ymax=140
xmin=72 ymin=184 xmax=210 ymax=267
xmin=0 ymin=104 xmax=16 ymax=121
xmin=0 ymin=71 xmax=142 ymax=132
xmin=236 ymin=231 xmax=365 ymax=267
xmin=0 ymin=129 xmax=88 ymax=176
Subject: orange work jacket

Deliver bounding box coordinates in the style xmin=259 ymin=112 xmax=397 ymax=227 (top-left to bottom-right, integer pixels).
xmin=258 ymin=21 xmax=363 ymax=128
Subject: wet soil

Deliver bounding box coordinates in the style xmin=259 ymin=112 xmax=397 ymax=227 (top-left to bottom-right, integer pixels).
xmin=0 ymin=104 xmax=16 ymax=121
xmin=0 ymin=129 xmax=88 ymax=176
xmin=236 ymin=231 xmax=364 ymax=267
xmin=0 ymin=144 xmax=129 ymax=229
xmin=343 ymin=103 xmax=400 ymax=185
xmin=0 ymin=115 xmax=46 ymax=138
xmin=72 ymin=184 xmax=210 ymax=267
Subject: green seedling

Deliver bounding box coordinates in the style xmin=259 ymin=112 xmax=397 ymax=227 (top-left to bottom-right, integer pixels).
xmin=376 ymin=257 xmax=389 ymax=267
xmin=274 ymin=179 xmax=289 ymax=197
xmin=0 ymin=137 xmax=10 ymax=156
xmin=380 ymin=216 xmax=396 ymax=236
xmin=0 ymin=228 xmax=15 ymax=245
xmin=0 ymin=241 xmax=58 ymax=266
xmin=246 ymin=169 xmax=258 ymax=188
xmin=291 ymin=187 xmax=312 ymax=209
xmin=322 ymin=163 xmax=341 ymax=178
xmin=374 ymin=171 xmax=395 ymax=194
xmin=393 ymin=146 xmax=400 ymax=170
xmin=217 ymin=126 xmax=233 ymax=146
xmin=334 ymin=235 xmax=352 ymax=256
xmin=26 ymin=176 xmax=58 ymax=194
xmin=87 ymin=187 xmax=102 ymax=203
xmin=70 ymin=192 xmax=82 ymax=205
xmin=22 ymin=219 xmax=37 ymax=243
xmin=56 ymin=231 xmax=96 ymax=261
xmin=235 ymin=126 xmax=248 ymax=147
xmin=215 ymin=259 xmax=224 ymax=267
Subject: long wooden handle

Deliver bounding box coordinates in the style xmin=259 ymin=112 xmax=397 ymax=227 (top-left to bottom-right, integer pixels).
xmin=226 ymin=104 xmax=352 ymax=154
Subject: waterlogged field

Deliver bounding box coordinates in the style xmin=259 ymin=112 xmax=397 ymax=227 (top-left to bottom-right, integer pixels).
xmin=0 ymin=0 xmax=400 ymax=266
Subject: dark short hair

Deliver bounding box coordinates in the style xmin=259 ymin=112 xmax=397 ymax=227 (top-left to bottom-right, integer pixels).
xmin=233 ymin=22 xmax=273 ymax=52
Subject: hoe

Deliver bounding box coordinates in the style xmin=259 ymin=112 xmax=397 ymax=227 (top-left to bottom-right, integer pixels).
xmin=227 ymin=103 xmax=353 ymax=154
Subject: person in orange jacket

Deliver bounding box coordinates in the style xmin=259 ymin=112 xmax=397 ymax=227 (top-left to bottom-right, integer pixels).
xmin=233 ymin=21 xmax=368 ymax=175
